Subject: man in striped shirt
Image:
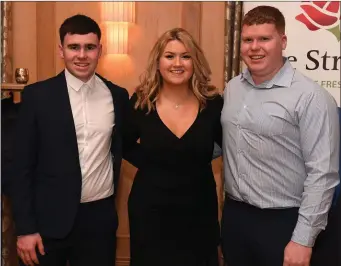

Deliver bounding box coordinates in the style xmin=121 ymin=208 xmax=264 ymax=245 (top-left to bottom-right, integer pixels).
xmin=221 ymin=5 xmax=340 ymax=266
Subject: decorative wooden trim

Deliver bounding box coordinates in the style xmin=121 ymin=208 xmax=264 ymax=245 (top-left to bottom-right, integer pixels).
xmin=116 ymin=256 xmax=130 ymax=266
xmin=117 ymin=234 xmax=130 ymax=239
xmin=36 ymin=2 xmax=56 ymax=80
xmin=181 ymin=2 xmax=202 ymax=43
xmin=1 ymin=82 xmax=25 ymax=91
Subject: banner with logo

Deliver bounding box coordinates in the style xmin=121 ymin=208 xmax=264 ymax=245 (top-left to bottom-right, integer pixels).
xmin=243 ymin=1 xmax=340 ymax=106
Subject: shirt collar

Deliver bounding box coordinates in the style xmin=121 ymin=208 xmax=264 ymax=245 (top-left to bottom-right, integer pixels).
xmin=64 ymin=68 xmax=96 ymax=92
xmin=241 ymin=57 xmax=295 ymax=89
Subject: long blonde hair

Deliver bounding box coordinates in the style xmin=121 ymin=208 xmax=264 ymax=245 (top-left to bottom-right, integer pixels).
xmin=135 ymin=27 xmax=219 ymax=113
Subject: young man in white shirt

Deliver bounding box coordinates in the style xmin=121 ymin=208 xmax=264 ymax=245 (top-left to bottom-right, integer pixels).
xmin=10 ymin=14 xmax=129 ymax=266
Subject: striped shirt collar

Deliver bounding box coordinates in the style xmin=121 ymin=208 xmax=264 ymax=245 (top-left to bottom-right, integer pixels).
xmin=241 ymin=57 xmax=295 ymax=89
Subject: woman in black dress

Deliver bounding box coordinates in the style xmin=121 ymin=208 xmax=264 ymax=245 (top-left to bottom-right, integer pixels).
xmin=123 ymin=28 xmax=223 ymax=266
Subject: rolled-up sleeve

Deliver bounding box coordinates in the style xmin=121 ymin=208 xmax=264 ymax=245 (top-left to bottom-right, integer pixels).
xmin=291 ymin=88 xmax=340 ymax=247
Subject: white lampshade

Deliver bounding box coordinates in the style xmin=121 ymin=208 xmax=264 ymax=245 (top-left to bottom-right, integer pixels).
xmin=101 ymin=2 xmax=135 ymax=23
xmin=103 ymin=22 xmax=128 ymax=55
xmin=101 ymin=2 xmax=135 ymax=55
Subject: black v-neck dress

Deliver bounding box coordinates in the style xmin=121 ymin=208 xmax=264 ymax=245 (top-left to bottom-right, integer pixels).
xmin=123 ymin=93 xmax=223 ymax=266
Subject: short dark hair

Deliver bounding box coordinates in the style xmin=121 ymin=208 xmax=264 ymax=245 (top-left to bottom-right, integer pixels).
xmin=59 ymin=14 xmax=101 ymax=44
xmin=242 ymin=6 xmax=286 ymax=34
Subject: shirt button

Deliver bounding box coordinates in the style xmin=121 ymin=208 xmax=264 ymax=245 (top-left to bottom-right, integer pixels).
xmin=243 ymin=105 xmax=247 ymax=109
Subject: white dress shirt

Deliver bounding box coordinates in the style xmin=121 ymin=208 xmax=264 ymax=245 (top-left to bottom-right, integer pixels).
xmin=65 ymin=69 xmax=115 ymax=203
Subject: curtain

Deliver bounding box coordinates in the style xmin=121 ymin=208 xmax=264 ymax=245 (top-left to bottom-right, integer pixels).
xmin=220 ymin=1 xmax=243 ymax=208
xmin=1 ymin=196 xmax=18 ymax=266
xmin=224 ymin=1 xmax=243 ymax=85
xmin=1 ymin=2 xmax=19 ymax=266
xmin=1 ymin=1 xmax=13 ymax=100
xmin=221 ymin=3 xmax=243 ymax=265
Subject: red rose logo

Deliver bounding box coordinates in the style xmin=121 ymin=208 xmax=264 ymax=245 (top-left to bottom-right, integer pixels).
xmin=296 ymin=1 xmax=340 ymax=41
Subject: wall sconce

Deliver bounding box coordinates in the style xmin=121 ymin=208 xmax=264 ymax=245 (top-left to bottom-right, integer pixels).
xmin=101 ymin=2 xmax=135 ymax=55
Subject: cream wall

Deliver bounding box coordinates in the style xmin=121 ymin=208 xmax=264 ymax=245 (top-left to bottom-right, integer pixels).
xmin=12 ymin=2 xmax=37 ymax=83
xmin=12 ymin=2 xmax=225 ymax=265
xmin=12 ymin=1 xmax=225 ymax=91
xmin=53 ymin=2 xmax=225 ymax=92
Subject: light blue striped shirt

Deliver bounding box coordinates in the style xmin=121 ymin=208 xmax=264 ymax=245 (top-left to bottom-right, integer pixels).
xmin=222 ymin=58 xmax=340 ymax=247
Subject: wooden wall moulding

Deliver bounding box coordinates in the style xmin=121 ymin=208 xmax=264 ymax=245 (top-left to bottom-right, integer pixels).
xmin=1 ymin=82 xmax=25 ymax=91
xmin=181 ymin=2 xmax=202 ymax=43
xmin=1 ymin=83 xmax=24 ymax=103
